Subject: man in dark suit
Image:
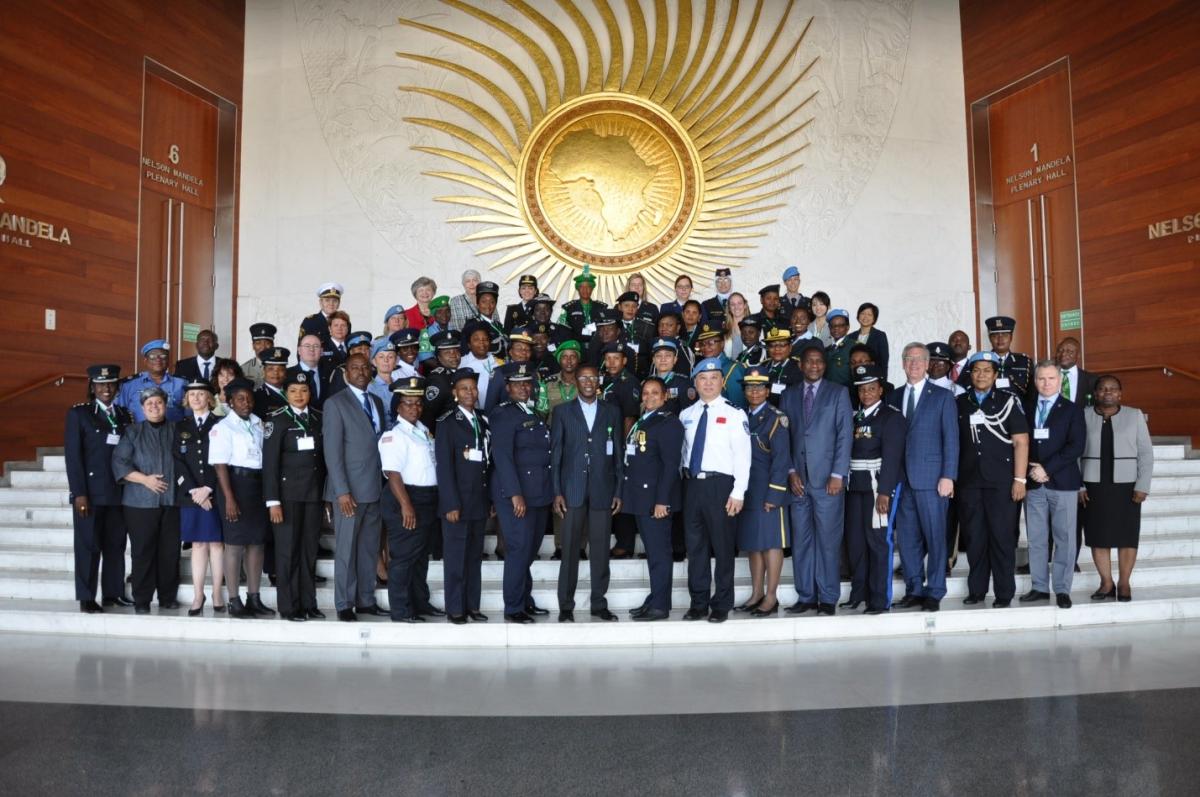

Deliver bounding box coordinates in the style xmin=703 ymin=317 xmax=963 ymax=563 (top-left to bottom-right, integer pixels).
xmin=173 ymin=329 xmax=220 ymax=383
xmin=1055 ymin=336 xmax=1096 ymax=407
xmin=782 ymin=346 xmax=853 ymax=616
xmin=321 ymin=353 xmax=386 ymax=621
xmin=288 ymin=335 xmax=332 ymax=409
xmin=887 ymin=342 xmax=960 ymax=611
xmin=65 ymin=365 xmax=132 ymax=613
xmin=1020 ymin=361 xmax=1086 ymax=608
xmin=550 ymin=364 xmax=624 ymax=622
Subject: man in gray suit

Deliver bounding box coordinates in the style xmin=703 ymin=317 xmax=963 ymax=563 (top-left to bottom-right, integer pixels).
xmin=550 ymin=364 xmax=624 ymax=622
xmin=782 ymin=346 xmax=853 ymax=615
xmin=322 ymin=353 xmax=387 ymax=621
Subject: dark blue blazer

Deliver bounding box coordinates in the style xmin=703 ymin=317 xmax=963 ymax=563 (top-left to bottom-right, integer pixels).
xmin=487 ymin=402 xmax=553 ymax=506
xmin=619 ymin=411 xmax=684 ymax=515
xmin=886 ymin=381 xmax=959 ymax=489
xmin=1024 ymin=394 xmax=1085 ymax=491
xmin=433 ymin=406 xmax=491 ymax=520
xmin=745 ymin=404 xmax=793 ymax=509
xmin=64 ymin=401 xmax=131 ymax=505
xmin=549 ymin=398 xmax=624 ymax=509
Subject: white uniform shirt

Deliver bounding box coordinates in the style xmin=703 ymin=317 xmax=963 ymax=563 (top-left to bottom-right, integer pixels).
xmin=378 ymin=417 xmax=438 ymax=487
xmin=460 ymin=352 xmax=498 ymax=403
xmin=391 ymin=361 xmax=420 ymax=380
xmin=679 ymin=396 xmax=752 ymax=501
xmin=207 ymin=413 xmax=264 ymax=469
xmin=931 ymin=375 xmax=965 ymax=396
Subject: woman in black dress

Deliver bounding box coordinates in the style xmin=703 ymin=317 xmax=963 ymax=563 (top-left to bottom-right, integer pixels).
xmin=1080 ymin=375 xmax=1154 ymax=602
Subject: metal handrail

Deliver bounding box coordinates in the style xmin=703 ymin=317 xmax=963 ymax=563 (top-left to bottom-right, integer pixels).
xmin=1099 ymin=364 xmax=1200 ymax=384
xmin=0 ymin=373 xmax=89 ymax=406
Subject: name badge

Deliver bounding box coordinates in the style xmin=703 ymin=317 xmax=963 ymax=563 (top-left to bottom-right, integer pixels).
xmin=297 ymin=436 xmax=315 ymax=451
xmin=547 ymin=343 xmax=557 ymax=353
xmin=1033 ymin=428 xmax=1050 ymax=440
xmin=969 ymin=411 xmax=985 ymax=426
xmin=628 ymin=342 xmax=640 ymax=352
xmin=105 ymin=433 xmax=121 ymax=445
xmin=996 ymin=377 xmax=1011 ymax=389
xmin=465 ymin=448 xmax=483 ymax=462
xmin=582 ymin=322 xmax=597 ymax=336
xmin=771 ymin=383 xmax=785 ymax=395
xmin=626 ymin=443 xmax=637 ymax=458
xmin=605 ymin=440 xmax=614 ymax=456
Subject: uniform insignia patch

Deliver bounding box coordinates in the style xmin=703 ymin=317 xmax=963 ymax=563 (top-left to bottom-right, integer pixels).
xmin=263 ymin=421 xmax=274 ymax=437
xmin=742 ymin=420 xmax=750 ymax=434
xmin=425 ymin=386 xmax=439 ymax=401
xmin=778 ymin=415 xmax=789 ymax=428
xmin=180 ymin=431 xmax=191 ymax=440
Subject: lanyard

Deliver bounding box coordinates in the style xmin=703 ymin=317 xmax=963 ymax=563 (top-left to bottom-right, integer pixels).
xmin=466 ymin=412 xmax=481 ymax=447
xmin=627 ymin=412 xmax=654 ymax=444
xmin=286 ymin=407 xmax=310 ymax=435
xmin=98 ymin=403 xmax=118 ymax=432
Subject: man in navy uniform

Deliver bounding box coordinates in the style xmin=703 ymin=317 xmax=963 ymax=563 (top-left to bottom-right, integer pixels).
xmin=241 ymin=322 xmax=276 ymax=387
xmin=755 ymin=284 xmax=785 ymax=333
xmin=434 ymin=368 xmax=491 ymax=624
xmin=780 ymin=266 xmax=809 ymax=317
xmin=623 ymin=376 xmax=684 ymax=622
xmin=957 ymin=351 xmax=1030 ymax=607
xmin=843 ymin=364 xmax=906 ymax=614
xmin=551 ymin=363 xmax=624 ymax=622
xmin=66 ymin=364 xmax=133 ymax=612
xmin=488 ymin=364 xmax=554 ymax=624
xmin=299 ymin=281 xmax=343 ymax=345
xmin=117 ymin=340 xmax=188 ymax=422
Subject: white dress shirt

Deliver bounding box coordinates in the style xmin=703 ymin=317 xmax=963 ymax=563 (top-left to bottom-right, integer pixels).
xmin=902 ymin=378 xmax=928 ymax=417
xmin=578 ymin=396 xmax=598 ymax=432
xmin=207 ymin=413 xmax=264 ymax=469
xmin=194 ymin=356 xmax=217 ymax=380
xmin=679 ymin=397 xmax=752 ymax=500
xmin=378 ymin=417 xmax=437 ymax=486
xmin=460 ymin=352 xmax=498 ymax=404
xmin=346 ymin=384 xmax=381 ymax=435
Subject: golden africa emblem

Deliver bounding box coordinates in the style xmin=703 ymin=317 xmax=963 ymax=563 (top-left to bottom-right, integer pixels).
xmin=398 ymin=0 xmax=817 ymax=301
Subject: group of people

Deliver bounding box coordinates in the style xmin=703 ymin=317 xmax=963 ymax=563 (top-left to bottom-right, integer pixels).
xmin=65 ymin=264 xmax=1155 ymax=624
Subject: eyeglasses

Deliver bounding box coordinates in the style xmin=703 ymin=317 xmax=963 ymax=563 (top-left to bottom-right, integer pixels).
xmin=299 ymin=343 xmax=322 ymax=350
xmin=577 ymin=375 xmax=599 ymax=382
xmin=145 ymin=354 xmax=168 ymax=361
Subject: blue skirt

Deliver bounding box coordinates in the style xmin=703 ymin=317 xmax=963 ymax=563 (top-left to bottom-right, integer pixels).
xmin=737 ymin=504 xmax=790 ymax=552
xmin=180 ymin=505 xmax=222 ymax=543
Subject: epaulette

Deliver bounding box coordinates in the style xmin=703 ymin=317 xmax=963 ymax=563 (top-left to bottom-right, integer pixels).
xmin=268 ymin=406 xmax=289 ymax=417
xmin=72 ymin=401 xmax=89 ymax=409
xmin=438 ymin=406 xmax=459 ymax=423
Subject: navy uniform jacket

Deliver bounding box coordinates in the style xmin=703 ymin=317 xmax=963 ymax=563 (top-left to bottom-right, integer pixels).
xmin=849 ymin=328 xmax=891 ymax=373
xmin=434 ymin=406 xmax=491 ymax=520
xmin=755 ymin=311 xmax=786 ymax=333
xmin=957 ymin=352 xmax=1033 ymax=399
xmin=619 ymin=410 xmax=683 ymax=515
xmin=173 ymin=414 xmax=219 ymax=505
xmin=484 ymin=360 xmax=541 ymax=410
xmin=487 ymin=402 xmax=553 ymax=507
xmin=284 ymin=363 xmax=332 ymax=409
xmin=700 ymin=295 xmax=727 ymax=319
xmin=601 ymin=369 xmax=642 ymax=420
xmin=736 ymin=342 xmax=767 ymax=367
xmin=559 ymin=299 xmax=609 ymax=343
xmin=540 ymin=322 xmax=575 ymax=349
xmin=64 ymin=401 xmax=132 ymax=505
xmin=534 ymin=353 xmax=560 ymax=382
xmin=253 ymin=383 xmax=288 ymax=420
xmin=847 ymin=404 xmax=906 ymax=496
xmin=299 ymin=312 xmax=331 ymax=346
xmin=745 ymin=403 xmax=793 ymax=508
xmin=763 ymin=358 xmax=803 ymax=407
xmin=262 ymin=406 xmax=326 ymax=503
xmin=1023 ymin=394 xmax=1085 ymax=492
xmin=420 ymin=366 xmax=455 ymax=433
xmin=652 ymin=372 xmax=695 ymax=416
xmin=957 ymin=390 xmax=1029 ymax=487
xmin=549 ymin=398 xmax=624 ymax=509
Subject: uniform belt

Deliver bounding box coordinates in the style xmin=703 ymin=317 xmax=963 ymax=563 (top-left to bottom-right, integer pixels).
xmin=849 ymin=457 xmax=884 ymax=528
xmin=229 ymin=466 xmax=262 ymax=478
xmin=684 ymin=470 xmax=732 ymax=480
xmin=849 ymin=458 xmax=882 ymax=472
xmin=405 ymin=484 xmax=438 ymax=493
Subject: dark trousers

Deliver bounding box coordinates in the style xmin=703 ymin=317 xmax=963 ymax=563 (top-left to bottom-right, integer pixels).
xmin=273 ymin=499 xmax=321 ymax=616
xmin=959 ymin=484 xmax=1019 ymax=601
xmin=264 ymin=529 xmax=276 ymax=577
xmin=441 ymin=516 xmax=484 ymax=617
xmin=123 ymin=506 xmax=180 ymax=607
xmin=73 ymin=503 xmax=127 ymax=601
xmin=671 ymin=511 xmax=686 ymax=558
xmin=637 ymin=513 xmax=674 ymax=612
xmin=558 ymin=506 xmax=614 ymax=611
xmin=845 ymin=492 xmax=892 ymax=610
xmin=683 ymin=475 xmax=736 ymax=613
xmin=495 ymin=495 xmax=547 ymax=616
xmin=612 ymin=512 xmax=638 ymax=552
xmin=382 ymin=486 xmax=438 ymax=620
xmin=946 ymin=494 xmax=961 ymax=568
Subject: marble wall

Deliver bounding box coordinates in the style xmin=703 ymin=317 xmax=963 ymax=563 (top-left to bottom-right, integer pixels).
xmin=239 ymin=0 xmax=972 ymax=382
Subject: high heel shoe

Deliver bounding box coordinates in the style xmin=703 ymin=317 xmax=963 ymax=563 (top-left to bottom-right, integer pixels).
xmin=1090 ymin=586 xmax=1116 ymax=601
xmin=187 ymin=594 xmax=207 ymax=617
xmin=734 ymin=597 xmax=764 ymax=613
xmin=750 ymin=600 xmax=779 ymax=618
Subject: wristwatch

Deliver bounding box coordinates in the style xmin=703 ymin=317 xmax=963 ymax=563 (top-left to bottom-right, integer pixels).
xmin=1013 ymin=477 xmax=1027 ymax=484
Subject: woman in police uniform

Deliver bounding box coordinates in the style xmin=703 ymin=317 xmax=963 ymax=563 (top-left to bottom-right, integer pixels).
xmin=734 ymin=367 xmax=793 ymax=617
xmin=175 ymin=379 xmax=223 ymax=615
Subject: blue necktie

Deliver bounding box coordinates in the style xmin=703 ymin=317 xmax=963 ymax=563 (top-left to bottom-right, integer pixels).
xmin=804 ymin=383 xmax=816 ymax=419
xmin=201 ymin=360 xmax=210 ymax=381
xmin=689 ymin=403 xmax=708 ymax=474
xmin=362 ymin=391 xmax=374 ymax=431
xmin=1038 ymin=399 xmax=1050 ymax=428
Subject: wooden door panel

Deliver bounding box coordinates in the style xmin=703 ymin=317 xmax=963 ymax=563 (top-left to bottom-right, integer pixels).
xmin=136 ymin=192 xmax=172 ymax=353
xmin=175 ymin=204 xmax=215 ymax=358
xmin=993 ymin=199 xmax=1038 ymax=357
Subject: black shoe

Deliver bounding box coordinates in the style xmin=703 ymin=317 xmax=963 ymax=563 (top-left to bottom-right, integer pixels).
xmin=1091 ymin=586 xmax=1116 ymax=601
xmin=467 ymin=611 xmax=489 ymax=622
xmin=922 ymin=597 xmax=940 ymax=612
xmin=963 ymin=594 xmax=985 ymax=605
xmin=314 ymin=574 xmax=327 ymax=584
xmin=392 ymin=615 xmax=420 ymax=623
xmin=896 ymin=594 xmax=924 ymax=609
xmin=158 ymin=600 xmax=180 ymax=610
xmin=629 ymin=604 xmax=650 ymax=618
xmin=80 ymin=600 xmax=103 ymax=614
xmin=785 ymin=601 xmax=817 ymax=615
xmin=229 ymin=598 xmax=255 ymax=619
xmin=734 ymin=597 xmax=764 ymax=613
xmin=495 ymin=552 xmax=505 ymax=561
xmin=448 ymin=614 xmax=468 ymax=625
xmin=102 ymin=596 xmax=134 ymax=607
xmin=708 ymin=610 xmax=729 ymax=623
xmin=187 ymin=595 xmax=207 ymax=617
xmin=864 ymin=607 xmax=889 ymax=615
xmin=580 ymin=550 xmax=588 ymax=561
xmin=672 ymin=551 xmax=685 ymax=562
xmin=993 ymin=598 xmax=1011 ymax=608
xmin=838 ymin=600 xmax=862 ymax=610
xmin=284 ymin=612 xmax=307 ymax=622
xmin=417 ymin=605 xmax=446 ymax=617
xmin=683 ymin=607 xmax=708 ymax=621
xmin=375 ymin=578 xmax=388 ymax=589
xmin=1056 ymin=593 xmax=1073 ymax=609
xmin=134 ymin=604 xmax=151 ymax=615
xmin=337 ymin=609 xmax=357 ymax=622
xmin=1019 ymin=590 xmax=1050 ymax=603
xmin=816 ymin=603 xmax=835 ymax=616
xmin=525 ymin=604 xmax=550 ymax=617
xmin=558 ymin=610 xmax=575 ymax=623
xmin=551 ymin=548 xmax=563 ymax=561
xmin=751 ymin=601 xmax=779 ymax=618
xmin=212 ymin=602 xmax=226 ymax=613
xmin=633 ymin=608 xmax=669 ymax=622
xmin=1016 ymin=564 xmax=1030 ymax=575
xmin=247 ymin=594 xmax=275 ymax=617
xmin=610 ymin=548 xmax=633 ymax=560
xmin=306 ymin=608 xmax=325 ymax=620
xmin=505 ymin=612 xmax=534 ymax=624
xmin=1117 ymin=588 xmax=1132 ymax=603
xmin=355 ymin=604 xmax=387 ymax=617
xmin=269 ymin=574 xmax=278 ymax=587
xmin=1073 ymin=564 xmax=1081 ymax=573
xmin=590 ymin=608 xmax=618 ymax=622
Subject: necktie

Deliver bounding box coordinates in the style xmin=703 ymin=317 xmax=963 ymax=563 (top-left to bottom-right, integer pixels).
xmin=951 ymin=362 xmax=960 ymax=381
xmin=1061 ymin=370 xmax=1071 ymax=400
xmin=338 ymin=344 xmax=346 ymax=355
xmin=470 ymin=414 xmax=481 ymax=447
xmin=196 ymin=416 xmax=204 ymax=430
xmin=361 ymin=392 xmax=374 ymax=430
xmin=201 ymin=360 xmax=210 ymax=381
xmin=688 ymin=403 xmax=708 ymax=474
xmin=905 ymin=385 xmax=916 ymax=418
xmin=1038 ymin=399 xmax=1051 ymax=428
xmin=804 ymin=383 xmax=815 ymax=419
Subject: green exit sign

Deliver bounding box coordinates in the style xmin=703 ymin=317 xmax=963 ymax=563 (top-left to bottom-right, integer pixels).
xmin=1059 ymin=308 xmax=1081 ymax=331
xmin=181 ymin=323 xmax=201 ymax=343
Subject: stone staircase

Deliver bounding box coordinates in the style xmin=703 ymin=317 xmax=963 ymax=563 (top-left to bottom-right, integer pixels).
xmin=0 ymin=442 xmax=1197 ymax=648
